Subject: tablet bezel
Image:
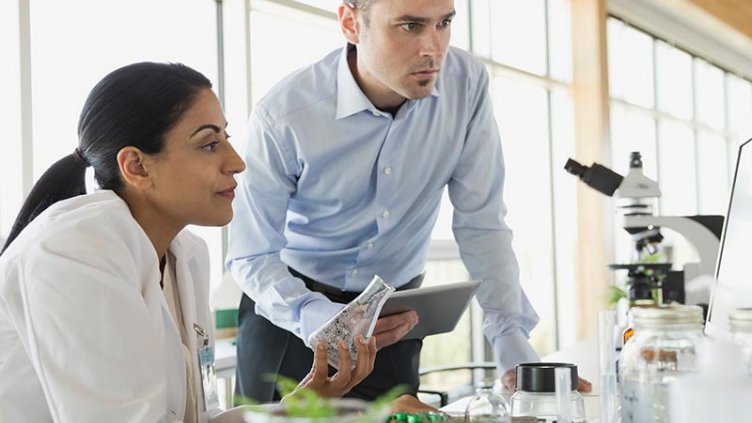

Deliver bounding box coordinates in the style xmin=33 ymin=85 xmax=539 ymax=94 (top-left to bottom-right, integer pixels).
xmin=379 ymin=279 xmax=481 ymax=339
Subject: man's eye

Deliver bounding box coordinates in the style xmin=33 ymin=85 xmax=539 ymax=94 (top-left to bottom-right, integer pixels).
xmin=439 ymin=18 xmax=453 ymax=28
xmin=400 ymin=22 xmax=421 ymax=32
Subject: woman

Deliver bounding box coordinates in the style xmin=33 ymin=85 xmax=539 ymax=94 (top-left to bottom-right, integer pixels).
xmin=0 ymin=62 xmax=376 ymax=423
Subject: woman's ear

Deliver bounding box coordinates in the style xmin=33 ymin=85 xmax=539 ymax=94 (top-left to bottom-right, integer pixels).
xmin=339 ymin=2 xmax=361 ymax=45
xmin=117 ymin=147 xmax=153 ymax=190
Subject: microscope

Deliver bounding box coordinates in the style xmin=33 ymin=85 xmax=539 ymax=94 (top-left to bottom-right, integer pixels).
xmin=565 ymin=152 xmax=724 ymax=308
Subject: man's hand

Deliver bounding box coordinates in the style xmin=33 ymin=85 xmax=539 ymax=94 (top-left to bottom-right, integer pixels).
xmin=371 ymin=310 xmax=419 ymax=350
xmin=295 ymin=335 xmax=377 ymax=398
xmin=500 ymin=368 xmax=593 ymax=393
xmin=389 ymin=394 xmax=440 ymax=415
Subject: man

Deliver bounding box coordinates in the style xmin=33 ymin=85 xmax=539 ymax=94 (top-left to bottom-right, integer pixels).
xmin=227 ymin=0 xmax=550 ymax=402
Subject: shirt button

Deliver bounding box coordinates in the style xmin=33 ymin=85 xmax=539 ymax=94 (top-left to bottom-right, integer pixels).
xmin=384 ymin=166 xmax=392 ymax=175
xmin=351 ymin=269 xmax=359 ymax=276
xmin=366 ymin=242 xmax=374 ymax=250
xmin=371 ymin=111 xmax=379 ymax=117
xmin=381 ymin=210 xmax=390 ymax=219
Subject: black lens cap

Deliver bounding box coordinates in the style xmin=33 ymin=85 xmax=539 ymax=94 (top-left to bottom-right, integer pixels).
xmin=515 ymin=362 xmax=578 ymax=392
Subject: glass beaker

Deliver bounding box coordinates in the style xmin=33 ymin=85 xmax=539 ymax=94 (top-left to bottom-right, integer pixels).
xmin=307 ymin=275 xmax=394 ymax=369
xmin=464 ymin=386 xmax=509 ymax=423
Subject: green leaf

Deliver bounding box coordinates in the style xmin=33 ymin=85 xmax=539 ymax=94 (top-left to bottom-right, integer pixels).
xmin=360 ymin=385 xmax=409 ymax=422
xmin=606 ymin=285 xmax=627 ymax=307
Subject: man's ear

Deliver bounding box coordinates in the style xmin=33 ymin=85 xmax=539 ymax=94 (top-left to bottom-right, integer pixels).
xmin=117 ymin=146 xmax=153 ymax=190
xmin=338 ymin=2 xmax=361 ymax=44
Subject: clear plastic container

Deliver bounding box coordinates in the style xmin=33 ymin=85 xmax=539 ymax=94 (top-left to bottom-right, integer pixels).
xmin=619 ymin=304 xmax=704 ymax=422
xmin=729 ymin=307 xmax=752 ymax=375
xmin=464 ymin=386 xmax=509 ymax=423
xmin=307 ymin=275 xmax=394 ymax=369
xmin=509 ymin=363 xmax=585 ymax=422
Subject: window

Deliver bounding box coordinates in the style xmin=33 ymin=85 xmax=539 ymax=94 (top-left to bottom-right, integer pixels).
xmin=0 ymin=0 xmax=23 ymax=239
xmin=428 ymin=0 xmax=577 ymax=360
xmin=9 ymin=0 xmax=224 ymax=287
xmin=607 ymin=16 xmax=752 ymax=277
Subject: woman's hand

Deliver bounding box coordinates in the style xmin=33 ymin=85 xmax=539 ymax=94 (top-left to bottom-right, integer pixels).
xmin=295 ymin=335 xmax=377 ymax=398
xmin=389 ymin=394 xmax=440 ymax=415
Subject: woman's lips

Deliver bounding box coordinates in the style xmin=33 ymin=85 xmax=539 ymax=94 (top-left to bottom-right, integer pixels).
xmin=217 ymin=185 xmax=236 ymax=200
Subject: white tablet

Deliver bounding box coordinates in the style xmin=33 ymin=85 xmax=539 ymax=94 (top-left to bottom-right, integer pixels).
xmin=379 ymin=280 xmax=482 ymax=340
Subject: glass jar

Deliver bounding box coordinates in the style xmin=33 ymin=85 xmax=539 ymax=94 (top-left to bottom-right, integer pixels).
xmin=729 ymin=307 xmax=752 ymax=375
xmin=464 ymin=386 xmax=509 ymax=423
xmin=509 ymin=363 xmax=585 ymax=422
xmin=619 ymin=304 xmax=704 ymax=422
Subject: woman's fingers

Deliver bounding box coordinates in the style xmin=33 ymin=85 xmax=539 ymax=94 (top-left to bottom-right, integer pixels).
xmin=350 ymin=336 xmax=373 ymax=383
xmin=329 ymin=341 xmax=353 ymax=391
xmin=367 ymin=336 xmax=377 ymax=373
xmin=312 ymin=342 xmax=329 ymax=380
xmin=304 ymin=337 xmax=379 ymax=398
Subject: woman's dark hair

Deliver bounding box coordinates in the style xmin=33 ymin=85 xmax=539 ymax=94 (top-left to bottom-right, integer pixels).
xmin=1 ymin=62 xmax=212 ymax=254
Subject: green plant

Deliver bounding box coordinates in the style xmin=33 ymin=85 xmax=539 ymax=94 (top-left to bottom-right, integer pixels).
xmin=238 ymin=374 xmax=408 ymax=421
xmin=606 ymin=285 xmax=628 ymax=308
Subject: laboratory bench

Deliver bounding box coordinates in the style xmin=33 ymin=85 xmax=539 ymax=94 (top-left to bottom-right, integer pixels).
xmin=216 ymin=336 xmax=604 ymax=420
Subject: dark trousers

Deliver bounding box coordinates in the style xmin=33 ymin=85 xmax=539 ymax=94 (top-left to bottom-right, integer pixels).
xmin=234 ymin=271 xmax=424 ymax=403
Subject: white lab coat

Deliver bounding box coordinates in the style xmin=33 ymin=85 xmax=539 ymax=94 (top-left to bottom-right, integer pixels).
xmin=0 ymin=190 xmax=240 ymax=423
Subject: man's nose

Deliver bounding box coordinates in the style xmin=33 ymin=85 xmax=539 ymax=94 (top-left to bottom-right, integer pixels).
xmin=419 ymin=29 xmax=444 ymax=58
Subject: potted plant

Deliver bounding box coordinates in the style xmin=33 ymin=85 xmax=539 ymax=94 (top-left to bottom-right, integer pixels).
xmin=241 ymin=377 xmax=401 ymax=423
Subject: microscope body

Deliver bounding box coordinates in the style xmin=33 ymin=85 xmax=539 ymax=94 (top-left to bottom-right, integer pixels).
xmin=621 ymin=214 xmax=723 ymax=305
xmin=567 ymin=151 xmax=724 ymax=307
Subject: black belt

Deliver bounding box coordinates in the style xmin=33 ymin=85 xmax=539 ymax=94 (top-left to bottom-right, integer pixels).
xmin=289 ymin=268 xmax=424 ymax=304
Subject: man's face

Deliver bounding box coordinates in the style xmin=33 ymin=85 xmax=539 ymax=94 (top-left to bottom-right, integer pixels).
xmin=346 ymin=0 xmax=455 ymax=109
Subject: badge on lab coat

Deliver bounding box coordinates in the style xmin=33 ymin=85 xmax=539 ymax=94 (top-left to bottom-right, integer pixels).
xmin=194 ymin=323 xmax=219 ymax=410
xmin=199 ymin=345 xmax=219 ymax=410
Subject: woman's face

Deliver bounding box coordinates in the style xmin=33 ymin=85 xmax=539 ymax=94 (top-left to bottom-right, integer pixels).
xmin=143 ymin=88 xmax=245 ymax=228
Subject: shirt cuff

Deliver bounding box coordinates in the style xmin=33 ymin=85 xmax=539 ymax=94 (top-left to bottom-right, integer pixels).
xmin=300 ymin=298 xmax=345 ymax=347
xmin=493 ymin=330 xmax=541 ymax=375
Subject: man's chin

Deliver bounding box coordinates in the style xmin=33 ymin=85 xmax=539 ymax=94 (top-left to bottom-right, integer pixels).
xmin=403 ymin=84 xmax=435 ymax=100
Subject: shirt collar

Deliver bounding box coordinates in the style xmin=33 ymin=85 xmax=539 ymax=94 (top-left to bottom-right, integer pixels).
xmin=335 ymin=45 xmax=440 ymax=120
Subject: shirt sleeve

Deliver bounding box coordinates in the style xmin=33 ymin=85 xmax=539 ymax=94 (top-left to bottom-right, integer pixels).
xmin=448 ymin=67 xmax=540 ymax=374
xmin=226 ymin=107 xmax=343 ymax=345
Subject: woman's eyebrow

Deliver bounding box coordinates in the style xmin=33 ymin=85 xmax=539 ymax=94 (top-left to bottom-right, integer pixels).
xmin=190 ymin=122 xmax=228 ymax=137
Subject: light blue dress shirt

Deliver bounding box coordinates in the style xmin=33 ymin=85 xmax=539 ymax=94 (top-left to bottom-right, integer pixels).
xmin=227 ymin=46 xmax=540 ymax=373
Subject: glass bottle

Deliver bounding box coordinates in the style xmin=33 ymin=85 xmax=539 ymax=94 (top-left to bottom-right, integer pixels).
xmin=464 ymin=385 xmax=509 ymax=423
xmin=307 ymin=275 xmax=394 ymax=369
xmin=729 ymin=307 xmax=752 ymax=375
xmin=619 ymin=304 xmax=704 ymax=422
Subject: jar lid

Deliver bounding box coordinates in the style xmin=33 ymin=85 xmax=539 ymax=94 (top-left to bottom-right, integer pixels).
xmin=515 ymin=362 xmax=578 ymax=392
xmin=730 ymin=307 xmax=752 ymax=331
xmin=632 ymin=304 xmax=703 ymax=328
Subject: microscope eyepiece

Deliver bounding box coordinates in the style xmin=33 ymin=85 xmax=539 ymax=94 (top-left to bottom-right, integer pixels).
xmin=564 ymin=158 xmax=624 ymax=197
xmin=564 ymin=158 xmax=587 ymax=177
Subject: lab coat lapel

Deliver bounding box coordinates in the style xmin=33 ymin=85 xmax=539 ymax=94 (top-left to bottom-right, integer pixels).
xmin=170 ymin=234 xmax=200 ymax=351
xmin=169 ymin=232 xmax=210 ymax=421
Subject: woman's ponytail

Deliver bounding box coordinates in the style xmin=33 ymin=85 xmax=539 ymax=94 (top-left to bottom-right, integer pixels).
xmin=1 ymin=152 xmax=88 ymax=254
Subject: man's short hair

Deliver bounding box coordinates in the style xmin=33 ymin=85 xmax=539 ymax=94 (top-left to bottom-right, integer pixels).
xmin=345 ymin=0 xmax=376 ymax=23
